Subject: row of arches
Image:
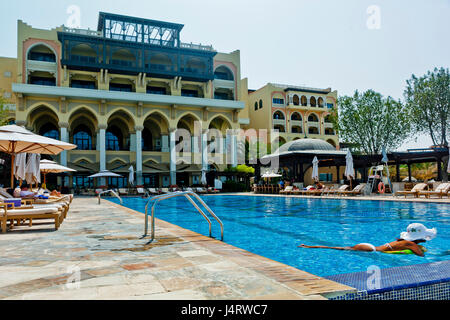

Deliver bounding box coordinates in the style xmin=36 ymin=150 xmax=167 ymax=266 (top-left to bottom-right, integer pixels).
xmin=273 ymin=111 xmax=333 ymax=123
xmin=291 ymin=94 xmax=325 ymax=107
xmin=28 ymin=104 xmax=234 ymax=152
xmin=272 ymin=124 xmax=335 ymax=135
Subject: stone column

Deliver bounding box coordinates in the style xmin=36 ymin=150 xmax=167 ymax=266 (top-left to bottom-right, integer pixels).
xmin=99 ymin=124 xmax=107 ymax=186
xmin=202 ymin=129 xmax=209 ymax=171
xmin=135 ymin=126 xmax=143 ymax=185
xmin=59 ymin=122 xmax=69 ymax=167
xmin=169 ymin=128 xmax=177 ymax=185
xmin=231 ymin=132 xmax=237 ymax=167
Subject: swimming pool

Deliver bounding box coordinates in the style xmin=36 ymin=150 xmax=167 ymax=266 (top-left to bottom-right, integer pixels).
xmin=109 ymin=195 xmax=449 ymax=277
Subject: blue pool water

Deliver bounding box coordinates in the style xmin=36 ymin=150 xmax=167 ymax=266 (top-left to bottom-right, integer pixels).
xmin=109 ymin=195 xmax=450 ymax=276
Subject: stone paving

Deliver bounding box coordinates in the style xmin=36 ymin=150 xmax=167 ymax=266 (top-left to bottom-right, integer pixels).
xmin=0 ymin=197 xmax=354 ymax=300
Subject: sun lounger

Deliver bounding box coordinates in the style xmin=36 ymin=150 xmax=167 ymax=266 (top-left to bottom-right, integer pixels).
xmin=327 ymin=185 xmax=349 ymax=195
xmin=161 ymin=188 xmax=169 ymax=194
xmin=196 ymin=187 xmax=208 ymax=194
xmin=207 ymin=187 xmax=219 ymax=193
xmin=136 ymin=187 xmax=146 ymax=195
xmin=148 ymin=188 xmax=160 ymax=195
xmin=0 ymin=203 xmax=61 ymax=233
xmin=417 ymin=183 xmax=450 ymax=199
xmin=279 ymin=186 xmax=294 ymax=194
xmin=118 ymin=188 xmax=128 ymax=196
xmin=338 ymin=183 xmax=367 ymax=196
xmin=394 ymin=183 xmax=428 ymax=198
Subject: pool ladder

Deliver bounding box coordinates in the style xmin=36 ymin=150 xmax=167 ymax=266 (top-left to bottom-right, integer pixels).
xmin=143 ymin=191 xmax=224 ymax=243
xmin=97 ymin=189 xmax=123 ymax=205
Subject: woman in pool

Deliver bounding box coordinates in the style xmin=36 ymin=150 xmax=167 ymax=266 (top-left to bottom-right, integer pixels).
xmin=298 ymin=223 xmax=436 ymax=257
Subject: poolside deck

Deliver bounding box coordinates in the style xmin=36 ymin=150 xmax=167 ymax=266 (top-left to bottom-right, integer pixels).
xmin=0 ymin=197 xmax=354 ymax=300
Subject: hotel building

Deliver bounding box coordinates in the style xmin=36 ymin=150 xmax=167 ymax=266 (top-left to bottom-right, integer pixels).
xmin=0 ymin=12 xmax=339 ymax=189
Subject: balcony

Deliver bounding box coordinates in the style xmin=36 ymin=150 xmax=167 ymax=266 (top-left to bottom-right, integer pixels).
xmin=58 ymin=14 xmax=217 ymax=82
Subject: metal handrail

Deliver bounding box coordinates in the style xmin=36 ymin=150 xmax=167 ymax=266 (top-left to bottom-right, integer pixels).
xmin=98 ymin=189 xmax=123 ymax=205
xmin=144 ymin=191 xmax=223 ymax=243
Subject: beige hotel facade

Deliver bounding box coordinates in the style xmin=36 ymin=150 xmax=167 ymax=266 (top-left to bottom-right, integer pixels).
xmin=0 ymin=12 xmax=339 ymax=189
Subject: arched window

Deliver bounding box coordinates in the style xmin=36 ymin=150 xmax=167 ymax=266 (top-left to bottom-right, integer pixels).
xmin=308 ymin=114 xmax=319 ymax=122
xmin=254 ymin=102 xmax=258 ymax=111
xmin=214 ymin=66 xmax=234 ymax=81
xmin=274 ymin=124 xmax=285 ymax=132
xmin=273 ymin=111 xmax=285 ymax=120
xmin=324 ymin=114 xmax=333 ymax=123
xmin=308 ymin=127 xmax=319 ymax=134
xmin=291 ymin=112 xmax=301 ymax=121
xmin=73 ymin=130 xmax=92 ymax=150
xmin=142 ymin=127 xmax=153 ymax=151
xmin=301 ymin=96 xmax=307 ymax=106
xmin=39 ymin=123 xmax=60 ymax=140
xmin=310 ymin=97 xmax=317 ymax=107
xmin=318 ymin=97 xmax=324 ymax=107
xmin=106 ymin=131 xmax=120 ymax=150
xmin=325 ymin=128 xmax=335 ymax=135
xmin=293 ymin=95 xmax=300 ymax=106
xmin=291 ymin=126 xmax=302 ymax=133
xmin=106 ymin=126 xmax=123 ymax=150
xmin=259 ymin=99 xmax=263 ymax=109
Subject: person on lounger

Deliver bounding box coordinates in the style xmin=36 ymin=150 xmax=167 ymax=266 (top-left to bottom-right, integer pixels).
xmin=298 ymin=223 xmax=436 ymax=256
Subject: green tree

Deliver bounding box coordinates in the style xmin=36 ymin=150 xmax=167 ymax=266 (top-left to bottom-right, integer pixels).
xmin=404 ymin=67 xmax=450 ymax=147
xmin=330 ymin=89 xmax=411 ymax=155
xmin=0 ymin=95 xmax=10 ymax=126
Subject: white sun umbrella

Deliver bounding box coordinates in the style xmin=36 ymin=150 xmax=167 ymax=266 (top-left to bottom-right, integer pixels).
xmin=201 ymin=170 xmax=207 ymax=185
xmin=39 ymin=159 xmax=76 ymax=189
xmin=128 ymin=165 xmax=134 ymax=186
xmin=345 ymin=150 xmax=355 ymax=189
xmin=0 ymin=124 xmax=77 ymax=188
xmin=311 ymin=156 xmax=319 ymax=182
xmin=261 ymin=172 xmax=282 ymax=178
xmin=14 ymin=152 xmax=27 ymax=181
xmin=25 ymin=153 xmax=41 ymax=185
xmin=88 ymin=170 xmax=122 ymax=189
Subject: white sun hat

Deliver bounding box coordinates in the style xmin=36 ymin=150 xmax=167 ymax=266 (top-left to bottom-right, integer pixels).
xmin=400 ymin=223 xmax=437 ymax=241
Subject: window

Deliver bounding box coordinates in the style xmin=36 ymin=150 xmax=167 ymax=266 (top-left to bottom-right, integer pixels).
xmin=29 ymin=52 xmax=56 ymax=62
xmin=73 ymin=131 xmax=92 ymax=150
xmin=107 ymin=176 xmax=128 ymax=188
xmin=43 ymin=129 xmax=59 ymax=140
xmin=71 ymin=80 xmax=96 ymax=89
xmin=106 ymin=131 xmax=120 ymax=150
xmin=327 ymin=103 xmax=334 ymax=109
xmin=254 ymin=102 xmax=258 ymax=111
xmin=110 ymin=83 xmax=132 ymax=92
xmin=214 ymin=92 xmax=231 ymax=100
xmin=73 ymin=175 xmax=93 ymax=188
xmin=147 ymin=86 xmax=167 ymax=95
xmin=29 ymin=76 xmax=56 ymax=86
xmin=308 ymin=114 xmax=319 ymax=122
xmin=259 ymin=99 xmax=263 ymax=109
xmin=319 ymin=173 xmax=333 ymax=182
xmin=273 ymin=111 xmax=285 ymax=120
xmin=181 ymin=89 xmax=199 ymax=97
xmin=272 ymin=98 xmax=284 ymax=105
xmin=291 ymin=126 xmax=302 ymax=133
xmin=291 ymin=113 xmax=301 ymax=121
xmin=143 ymin=174 xmax=158 ymax=187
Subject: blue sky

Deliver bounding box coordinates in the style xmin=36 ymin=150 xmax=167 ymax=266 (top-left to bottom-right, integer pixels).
xmin=1 ymin=0 xmax=449 ymax=149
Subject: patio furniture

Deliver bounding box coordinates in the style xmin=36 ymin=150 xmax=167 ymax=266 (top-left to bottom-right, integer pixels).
xmin=327 ymin=184 xmax=350 ymax=195
xmin=394 ymin=183 xmax=428 ymax=198
xmin=137 ymin=187 xmax=146 ymax=195
xmin=279 ymin=186 xmax=293 ymax=195
xmin=148 ymin=188 xmax=160 ymax=195
xmin=0 ymin=203 xmax=62 ymax=233
xmin=417 ymin=183 xmax=450 ymax=199
xmin=338 ymin=183 xmax=367 ymax=196
xmin=118 ymin=188 xmax=128 ymax=196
